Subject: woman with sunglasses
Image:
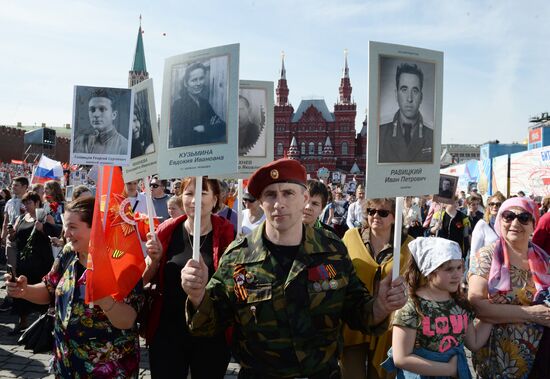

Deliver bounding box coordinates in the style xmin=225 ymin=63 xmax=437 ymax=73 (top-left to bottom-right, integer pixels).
xmin=143 ymin=177 xmax=234 ymax=378
xmin=340 ymin=198 xmax=412 ymax=379
xmin=468 ymin=197 xmax=550 ymax=378
xmin=241 ymin=191 xmax=265 ymax=235
xmin=470 ymin=191 xmax=506 ymax=258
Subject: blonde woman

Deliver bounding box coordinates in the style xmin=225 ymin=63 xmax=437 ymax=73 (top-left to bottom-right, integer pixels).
xmin=341 ymin=197 xmax=412 ymax=379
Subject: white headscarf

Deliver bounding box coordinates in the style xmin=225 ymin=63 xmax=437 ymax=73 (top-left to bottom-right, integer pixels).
xmin=408 ymin=237 xmax=462 ymax=276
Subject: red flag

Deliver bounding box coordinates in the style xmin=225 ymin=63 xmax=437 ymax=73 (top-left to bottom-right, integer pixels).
xmin=134 ymin=212 xmax=160 ymax=242
xmin=85 ymin=166 xmax=146 ymax=303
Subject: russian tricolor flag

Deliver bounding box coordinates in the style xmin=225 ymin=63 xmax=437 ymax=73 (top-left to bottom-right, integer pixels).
xmin=31 ymin=155 xmax=63 ymax=184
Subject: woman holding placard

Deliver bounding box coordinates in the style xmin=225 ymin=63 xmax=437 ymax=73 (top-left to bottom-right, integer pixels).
xmin=143 ymin=177 xmax=234 ymax=378
xmin=340 ymin=197 xmax=412 ymax=379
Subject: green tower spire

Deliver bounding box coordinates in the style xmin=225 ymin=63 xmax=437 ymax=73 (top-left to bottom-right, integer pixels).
xmin=128 ymin=15 xmax=149 ymax=87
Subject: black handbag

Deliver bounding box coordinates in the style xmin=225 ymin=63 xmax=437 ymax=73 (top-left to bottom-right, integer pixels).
xmin=18 ymin=308 xmax=55 ymax=353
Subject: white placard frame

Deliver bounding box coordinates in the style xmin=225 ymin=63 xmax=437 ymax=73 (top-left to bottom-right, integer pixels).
xmin=123 ymin=79 xmax=159 ymax=182
xmin=236 ymin=80 xmax=274 ymax=178
xmin=158 ymin=44 xmax=240 ymax=179
xmin=366 ymin=42 xmax=444 ymax=199
xmin=70 ymin=85 xmax=134 ymax=166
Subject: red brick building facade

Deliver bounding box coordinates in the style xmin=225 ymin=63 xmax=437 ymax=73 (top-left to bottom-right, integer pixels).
xmin=274 ymin=54 xmax=366 ymax=182
xmin=0 ymin=125 xmax=70 ymax=163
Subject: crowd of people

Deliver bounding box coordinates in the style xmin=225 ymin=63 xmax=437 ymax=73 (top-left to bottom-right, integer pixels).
xmin=0 ymin=158 xmax=549 ymax=378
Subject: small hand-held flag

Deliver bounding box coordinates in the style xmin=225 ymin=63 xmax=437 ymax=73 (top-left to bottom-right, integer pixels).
xmin=31 ymin=155 xmax=63 ymax=184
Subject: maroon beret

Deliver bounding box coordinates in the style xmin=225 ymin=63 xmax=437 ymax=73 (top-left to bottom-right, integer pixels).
xmin=247 ymin=159 xmax=307 ymax=199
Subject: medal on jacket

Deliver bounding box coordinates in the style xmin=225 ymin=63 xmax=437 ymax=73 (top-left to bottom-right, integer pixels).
xmin=308 ymin=264 xmax=338 ymax=291
xmin=233 ymin=264 xmax=248 ymax=302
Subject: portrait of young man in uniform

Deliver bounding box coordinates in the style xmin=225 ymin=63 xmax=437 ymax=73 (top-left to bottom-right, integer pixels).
xmin=73 ymin=88 xmax=129 ymax=155
xmin=378 ymin=61 xmax=435 ymax=163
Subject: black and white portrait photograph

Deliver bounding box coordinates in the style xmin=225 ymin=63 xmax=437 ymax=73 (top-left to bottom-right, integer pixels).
xmin=168 ymin=56 xmax=228 ymax=148
xmin=378 ymin=57 xmax=436 ymax=164
xmin=131 ymin=88 xmax=155 ymax=158
xmin=71 ymin=85 xmax=133 ymax=166
xmin=239 ymin=88 xmax=266 ymax=157
xmin=236 ymin=80 xmax=274 ymax=177
xmin=123 ymin=78 xmax=159 ymax=182
xmin=159 ymin=44 xmax=239 ymax=179
xmin=434 ymin=174 xmax=458 ymax=204
xmin=365 ymin=42 xmax=443 ymax=199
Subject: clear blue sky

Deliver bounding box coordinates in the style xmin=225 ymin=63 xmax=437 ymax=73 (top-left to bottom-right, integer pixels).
xmin=1 ymin=0 xmax=549 ymax=144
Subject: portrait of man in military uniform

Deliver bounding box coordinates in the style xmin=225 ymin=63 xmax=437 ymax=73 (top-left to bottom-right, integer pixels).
xmin=434 ymin=174 xmax=458 ymax=204
xmin=71 ymin=86 xmax=132 ymax=165
xmin=378 ymin=59 xmax=436 ymax=164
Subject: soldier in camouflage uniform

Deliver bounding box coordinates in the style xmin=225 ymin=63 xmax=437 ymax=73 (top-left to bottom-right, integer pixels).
xmin=181 ymin=159 xmax=408 ymax=378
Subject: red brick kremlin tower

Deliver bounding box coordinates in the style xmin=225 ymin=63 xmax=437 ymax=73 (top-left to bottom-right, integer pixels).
xmin=274 ymin=50 xmax=366 ymax=182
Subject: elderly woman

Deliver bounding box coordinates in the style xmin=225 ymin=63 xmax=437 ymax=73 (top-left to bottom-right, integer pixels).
xmin=468 ymin=197 xmax=550 ymax=378
xmin=340 ymin=197 xmax=412 ymax=379
xmin=143 ymin=177 xmax=234 ymax=378
xmin=6 ymin=197 xmax=144 ymax=377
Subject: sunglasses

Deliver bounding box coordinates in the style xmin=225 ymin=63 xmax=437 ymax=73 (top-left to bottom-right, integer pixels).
xmin=243 ymin=198 xmax=256 ymax=203
xmin=366 ymin=208 xmax=391 ymax=218
xmin=488 ymin=202 xmax=502 ymax=207
xmin=149 ymin=183 xmax=160 ymax=188
xmin=501 ymin=210 xmax=533 ymax=225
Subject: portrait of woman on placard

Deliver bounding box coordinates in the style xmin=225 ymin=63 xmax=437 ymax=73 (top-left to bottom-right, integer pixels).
xmin=169 ymin=58 xmax=228 ymax=148
xmin=130 ymin=94 xmax=155 ymax=159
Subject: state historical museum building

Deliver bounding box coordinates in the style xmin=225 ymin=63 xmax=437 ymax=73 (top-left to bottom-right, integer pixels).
xmin=273 ymin=54 xmax=366 ymax=182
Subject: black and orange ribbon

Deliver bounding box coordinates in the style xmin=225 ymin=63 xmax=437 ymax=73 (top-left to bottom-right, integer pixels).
xmin=233 ymin=264 xmax=248 ymax=302
xmin=325 ymin=264 xmax=337 ymax=279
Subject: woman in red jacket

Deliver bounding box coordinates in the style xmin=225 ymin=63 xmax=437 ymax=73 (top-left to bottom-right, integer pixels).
xmin=143 ymin=177 xmax=234 ymax=378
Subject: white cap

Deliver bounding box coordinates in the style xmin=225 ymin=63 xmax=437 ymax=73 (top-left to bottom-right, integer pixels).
xmin=408 ymin=237 xmax=462 ymax=276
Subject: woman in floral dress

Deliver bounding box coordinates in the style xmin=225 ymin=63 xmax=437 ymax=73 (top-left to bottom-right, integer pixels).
xmin=6 ymin=197 xmax=144 ymax=378
xmin=468 ymin=197 xmax=550 ymax=378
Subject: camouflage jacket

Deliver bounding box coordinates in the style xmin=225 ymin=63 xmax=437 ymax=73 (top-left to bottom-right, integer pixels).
xmin=187 ymin=222 xmax=388 ymax=378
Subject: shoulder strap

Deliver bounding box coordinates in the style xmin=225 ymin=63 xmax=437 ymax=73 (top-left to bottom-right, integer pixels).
xmin=13 ymin=214 xmax=25 ymax=229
